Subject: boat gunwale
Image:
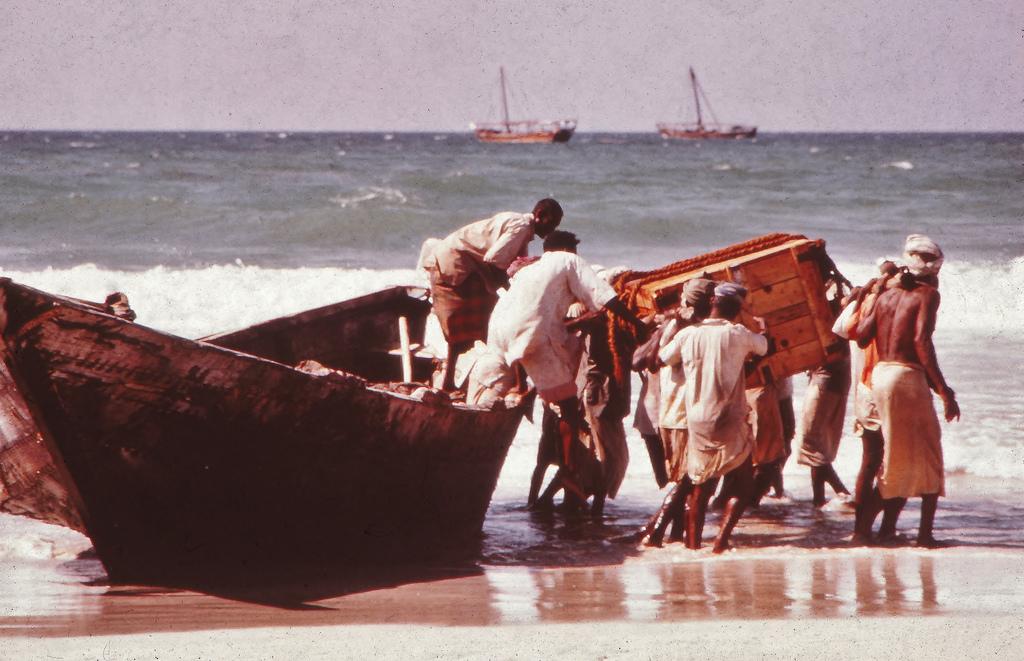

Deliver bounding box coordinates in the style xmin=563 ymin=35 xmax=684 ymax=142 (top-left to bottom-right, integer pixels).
xmin=0 ymin=279 xmax=519 ymax=416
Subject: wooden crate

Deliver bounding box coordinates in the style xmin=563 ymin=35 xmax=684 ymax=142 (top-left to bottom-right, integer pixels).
xmin=620 ymin=234 xmax=845 ymax=388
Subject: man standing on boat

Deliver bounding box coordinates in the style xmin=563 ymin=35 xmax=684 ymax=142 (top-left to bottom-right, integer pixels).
xmin=419 ymin=199 xmax=563 ymax=391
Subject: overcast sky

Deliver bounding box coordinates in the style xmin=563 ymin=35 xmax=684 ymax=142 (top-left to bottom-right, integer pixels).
xmin=2 ymin=1 xmax=1020 ymax=131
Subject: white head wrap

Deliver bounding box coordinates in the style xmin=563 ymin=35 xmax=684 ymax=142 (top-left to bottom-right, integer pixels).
xmin=903 ymin=234 xmax=944 ymax=277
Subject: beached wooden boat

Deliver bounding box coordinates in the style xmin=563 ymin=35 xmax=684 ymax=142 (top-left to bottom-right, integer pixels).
xmin=616 ymin=234 xmax=847 ymax=388
xmin=656 ymin=67 xmax=756 ymax=140
xmin=471 ymin=67 xmax=576 ymax=143
xmin=0 ymin=281 xmax=527 ymax=581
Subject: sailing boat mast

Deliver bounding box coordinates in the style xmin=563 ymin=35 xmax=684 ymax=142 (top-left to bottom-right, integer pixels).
xmin=499 ymin=66 xmax=511 ymax=131
xmin=656 ymin=66 xmax=756 ymax=140
xmin=689 ymin=67 xmax=703 ymax=128
xmin=471 ymin=66 xmax=576 ymax=143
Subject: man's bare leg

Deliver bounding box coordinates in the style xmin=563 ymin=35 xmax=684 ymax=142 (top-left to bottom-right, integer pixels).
xmin=916 ymin=494 xmax=943 ymax=547
xmin=555 ymin=396 xmax=582 ymax=470
xmin=528 ymin=463 xmax=548 ymax=509
xmin=710 ymin=473 xmax=734 ymax=511
xmin=591 ymin=490 xmax=607 ymax=518
xmin=642 ymin=433 xmax=669 ymax=488
xmin=642 ymin=483 xmax=679 ymax=547
xmin=529 ymin=409 xmax=558 ymax=508
xmin=853 ymin=430 xmax=884 ymax=542
xmin=686 ymin=485 xmax=712 ymax=550
xmin=877 ymin=494 xmax=908 ymax=543
xmin=772 ymin=396 xmax=796 ymax=497
xmin=643 ymin=478 xmax=691 ymax=547
xmin=667 ymin=476 xmax=692 ymax=542
xmin=811 ymin=464 xmax=850 ymax=507
xmin=713 ymin=458 xmax=754 ymax=554
xmin=530 ymin=470 xmax=562 ymax=511
xmin=751 ymin=461 xmax=780 ymax=508
xmin=822 ymin=464 xmax=850 ymax=497
xmin=440 ymin=340 xmax=472 ymax=391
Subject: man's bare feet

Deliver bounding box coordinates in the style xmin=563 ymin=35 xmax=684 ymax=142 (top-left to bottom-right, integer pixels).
xmin=528 ymin=498 xmax=554 ymax=512
xmin=711 ymin=540 xmax=732 ymax=554
xmin=849 ymin=532 xmax=873 ymax=547
xmin=873 ymin=531 xmax=911 ymax=547
xmin=915 ymin=536 xmax=953 ymax=549
xmin=642 ymin=535 xmax=664 ymax=549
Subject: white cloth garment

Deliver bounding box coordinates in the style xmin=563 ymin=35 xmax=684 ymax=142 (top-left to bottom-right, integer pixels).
xmin=676 ymin=318 xmax=768 ymax=484
xmin=421 ymin=212 xmax=535 ymax=288
xmin=487 ymin=250 xmax=616 ymax=401
xmin=462 ymin=341 xmax=515 ymax=408
xmin=657 ymin=317 xmax=689 ymax=430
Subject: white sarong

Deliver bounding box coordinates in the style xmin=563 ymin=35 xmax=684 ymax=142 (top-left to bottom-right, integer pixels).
xmin=872 ymin=361 xmax=944 ymax=499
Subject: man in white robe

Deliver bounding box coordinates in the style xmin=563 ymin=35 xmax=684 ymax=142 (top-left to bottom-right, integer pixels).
xmin=487 ymin=230 xmax=645 ymax=490
xmin=675 ymin=283 xmax=768 ymax=553
xmin=637 ymin=278 xmax=716 ymax=546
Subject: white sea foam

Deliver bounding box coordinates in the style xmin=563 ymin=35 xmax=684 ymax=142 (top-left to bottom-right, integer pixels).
xmin=712 ymin=163 xmax=733 ymax=171
xmin=329 ymin=186 xmax=409 ymax=208
xmin=883 ymin=160 xmax=915 ymax=170
xmin=834 ymin=257 xmax=1024 ymax=336
xmin=0 ymin=514 xmax=91 ymax=561
xmin=1 ymin=264 xmax=428 ymax=338
xmin=1 ymin=260 xmax=1021 ymax=481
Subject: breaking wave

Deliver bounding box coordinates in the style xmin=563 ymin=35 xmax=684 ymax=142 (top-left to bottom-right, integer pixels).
xmin=329 ymin=186 xmax=409 ymax=208
xmin=1 ymin=257 xmax=1020 ymax=481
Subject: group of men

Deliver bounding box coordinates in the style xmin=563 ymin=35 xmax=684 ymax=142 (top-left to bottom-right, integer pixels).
xmin=419 ymin=200 xmax=959 ymax=551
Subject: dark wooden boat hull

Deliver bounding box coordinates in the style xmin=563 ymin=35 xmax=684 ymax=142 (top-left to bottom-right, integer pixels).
xmin=656 ymin=123 xmax=757 ymax=140
xmin=0 ymin=281 xmax=525 ymax=581
xmin=474 ymin=127 xmax=576 ymax=143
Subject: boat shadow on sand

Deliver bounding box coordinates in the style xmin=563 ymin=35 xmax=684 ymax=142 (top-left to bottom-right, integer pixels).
xmin=63 ymin=548 xmax=495 ymax=611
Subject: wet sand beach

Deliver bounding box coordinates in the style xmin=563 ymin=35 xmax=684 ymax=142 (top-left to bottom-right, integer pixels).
xmin=3 ymin=547 xmax=1023 ymax=658
xmin=4 ymin=470 xmax=1024 ymax=659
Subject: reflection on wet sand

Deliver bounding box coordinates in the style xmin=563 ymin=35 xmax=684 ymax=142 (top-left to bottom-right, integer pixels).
xmin=810 ymin=558 xmax=842 ymax=618
xmin=655 ymin=563 xmax=713 ymax=620
xmin=7 ymin=550 xmax=1022 ymax=636
xmin=533 ymin=567 xmax=628 ymax=622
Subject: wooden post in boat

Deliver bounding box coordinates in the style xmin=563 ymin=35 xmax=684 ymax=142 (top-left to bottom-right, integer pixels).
xmin=397 ymin=316 xmax=413 ymax=383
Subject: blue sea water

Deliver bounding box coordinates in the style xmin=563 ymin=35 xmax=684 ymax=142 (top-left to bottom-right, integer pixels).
xmin=0 ymin=131 xmax=1021 ymax=573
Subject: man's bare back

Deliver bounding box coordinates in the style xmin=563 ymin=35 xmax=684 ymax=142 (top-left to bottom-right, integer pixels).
xmin=858 ymin=281 xmax=959 ymax=422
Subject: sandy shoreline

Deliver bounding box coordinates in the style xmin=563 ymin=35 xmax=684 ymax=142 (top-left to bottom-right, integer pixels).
xmin=3 ymin=545 xmax=1023 ymax=658
xmin=5 ymin=615 xmax=1024 ymax=660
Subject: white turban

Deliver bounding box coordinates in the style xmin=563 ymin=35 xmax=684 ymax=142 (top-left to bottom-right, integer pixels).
xmin=903 ymin=234 xmax=944 ymax=277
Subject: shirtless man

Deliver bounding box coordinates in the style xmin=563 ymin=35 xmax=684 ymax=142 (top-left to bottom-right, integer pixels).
xmin=855 ymin=236 xmax=960 ymax=547
xmin=842 ymin=259 xmax=898 ymax=541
